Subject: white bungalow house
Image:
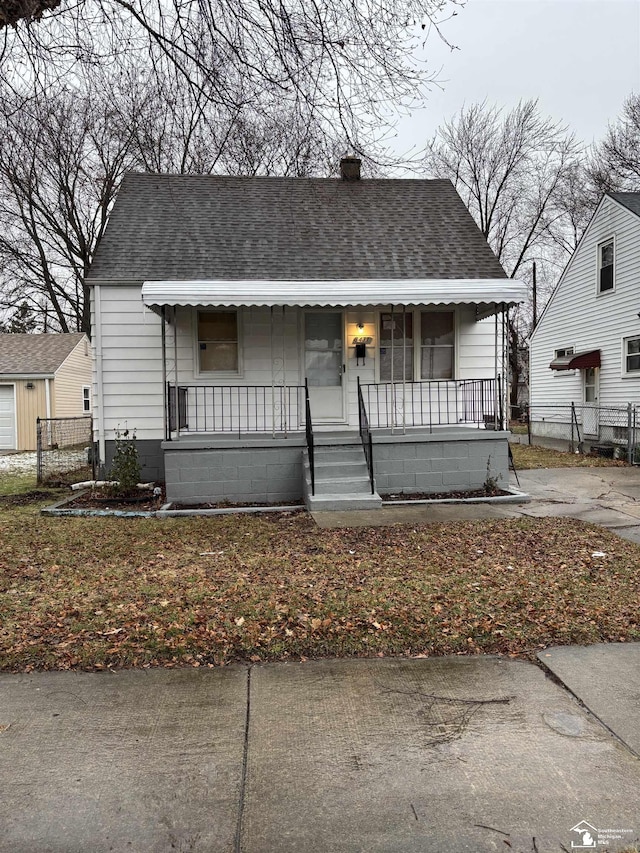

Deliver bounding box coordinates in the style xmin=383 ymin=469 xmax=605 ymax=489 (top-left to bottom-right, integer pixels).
xmin=529 ymin=192 xmax=640 ymax=451
xmin=86 ymin=160 xmax=525 ymax=508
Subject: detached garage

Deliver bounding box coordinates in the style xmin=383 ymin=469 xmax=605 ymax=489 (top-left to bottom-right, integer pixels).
xmin=0 ymin=333 xmax=92 ymax=451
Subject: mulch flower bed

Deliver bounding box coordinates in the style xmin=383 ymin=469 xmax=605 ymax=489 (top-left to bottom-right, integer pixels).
xmin=382 ymin=487 xmax=511 ymax=501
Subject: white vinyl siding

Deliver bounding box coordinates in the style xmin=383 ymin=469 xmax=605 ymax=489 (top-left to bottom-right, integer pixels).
xmin=530 ymin=196 xmax=640 ymax=408
xmin=92 ymin=284 xmax=166 ymax=440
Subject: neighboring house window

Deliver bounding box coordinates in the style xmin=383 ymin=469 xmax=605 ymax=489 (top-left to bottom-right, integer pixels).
xmin=554 ymin=347 xmax=574 ymax=359
xmin=624 ymin=337 xmax=640 ymax=373
xmin=420 ymin=311 xmax=455 ymax=379
xmin=598 ymin=239 xmax=614 ymax=293
xmin=198 ymin=310 xmax=238 ymax=372
xmin=379 ymin=312 xmax=413 ymax=381
xmin=82 ymin=386 xmax=91 ymax=413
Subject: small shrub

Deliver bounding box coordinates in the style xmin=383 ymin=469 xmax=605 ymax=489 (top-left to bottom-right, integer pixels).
xmin=108 ymin=426 xmax=141 ymax=494
xmin=484 ymin=455 xmax=502 ymax=495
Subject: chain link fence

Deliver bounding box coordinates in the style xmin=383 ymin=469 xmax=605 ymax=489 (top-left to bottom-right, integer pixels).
xmin=527 ymin=403 xmax=640 ymax=462
xmin=36 ymin=416 xmax=95 ymax=483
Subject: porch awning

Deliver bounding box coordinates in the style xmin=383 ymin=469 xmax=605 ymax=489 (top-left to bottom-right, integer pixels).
xmin=549 ymin=349 xmax=601 ymax=370
xmin=141 ymin=279 xmax=526 ymax=312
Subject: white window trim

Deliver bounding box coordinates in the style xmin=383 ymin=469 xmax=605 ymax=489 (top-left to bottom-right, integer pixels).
xmin=82 ymin=385 xmax=92 ymax=413
xmin=375 ymin=307 xmax=458 ymax=383
xmin=622 ymin=334 xmax=640 ymax=377
xmin=596 ymin=236 xmax=615 ymax=295
xmin=193 ymin=308 xmax=244 ymax=379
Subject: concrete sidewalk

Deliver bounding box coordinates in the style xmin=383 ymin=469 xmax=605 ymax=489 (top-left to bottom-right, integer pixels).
xmin=1 ymin=651 xmax=639 ymax=852
xmin=313 ymin=466 xmax=640 ymax=544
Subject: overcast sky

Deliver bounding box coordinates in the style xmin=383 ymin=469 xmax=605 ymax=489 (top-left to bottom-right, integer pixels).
xmin=394 ymin=0 xmax=640 ymax=157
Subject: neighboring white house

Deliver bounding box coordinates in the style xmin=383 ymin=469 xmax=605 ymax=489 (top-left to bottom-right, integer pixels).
xmin=86 ymin=161 xmax=525 ymax=508
xmin=529 ymin=192 xmax=640 ymax=448
xmin=0 ymin=333 xmax=92 ymax=451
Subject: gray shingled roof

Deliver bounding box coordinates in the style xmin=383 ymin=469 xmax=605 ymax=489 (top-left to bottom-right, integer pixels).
xmin=88 ymin=173 xmax=507 ymax=282
xmin=0 ymin=333 xmax=86 ymax=375
xmin=609 ymin=192 xmax=640 ymax=219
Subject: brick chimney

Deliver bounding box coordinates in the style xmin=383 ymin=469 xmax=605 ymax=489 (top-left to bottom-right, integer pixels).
xmin=340 ymin=156 xmax=361 ymax=181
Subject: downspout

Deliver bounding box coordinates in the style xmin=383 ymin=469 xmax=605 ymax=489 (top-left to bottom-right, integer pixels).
xmin=44 ymin=377 xmax=51 ymax=420
xmin=94 ymin=284 xmax=106 ymax=465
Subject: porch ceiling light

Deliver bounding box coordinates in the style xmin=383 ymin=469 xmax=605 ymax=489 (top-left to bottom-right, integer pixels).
xmin=357 ymin=322 xmax=365 ymax=333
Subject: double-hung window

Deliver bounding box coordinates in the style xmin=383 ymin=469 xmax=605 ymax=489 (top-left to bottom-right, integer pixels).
xmin=598 ymin=239 xmax=614 ymax=293
xmin=420 ymin=311 xmax=455 ymax=379
xmin=624 ymin=337 xmax=640 ymax=374
xmin=379 ymin=309 xmax=455 ymax=381
xmin=197 ymin=310 xmax=239 ymax=373
xmin=82 ymin=386 xmax=91 ymax=413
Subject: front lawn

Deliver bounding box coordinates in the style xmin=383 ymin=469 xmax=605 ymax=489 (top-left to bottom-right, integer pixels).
xmin=1 ymin=506 xmax=638 ymax=671
xmin=510 ymin=442 xmax=629 ymax=469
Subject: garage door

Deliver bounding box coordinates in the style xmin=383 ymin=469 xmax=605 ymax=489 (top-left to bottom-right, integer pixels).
xmin=0 ymin=385 xmax=16 ymax=450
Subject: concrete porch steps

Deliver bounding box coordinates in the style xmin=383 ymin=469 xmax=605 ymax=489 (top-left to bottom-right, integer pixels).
xmin=302 ymin=432 xmax=382 ymax=511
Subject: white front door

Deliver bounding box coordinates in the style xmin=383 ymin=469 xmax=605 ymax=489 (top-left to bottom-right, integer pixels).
xmin=304 ymin=311 xmax=345 ymax=422
xmin=0 ymin=385 xmax=16 ymax=450
xmin=583 ymin=367 xmax=599 ymax=438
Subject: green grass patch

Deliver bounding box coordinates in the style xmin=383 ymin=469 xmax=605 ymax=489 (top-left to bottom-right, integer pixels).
xmin=0 ymin=471 xmax=38 ymax=496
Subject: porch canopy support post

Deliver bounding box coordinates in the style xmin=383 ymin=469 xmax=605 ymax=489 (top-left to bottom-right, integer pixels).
xmin=402 ymin=304 xmax=407 ymax=434
xmin=173 ymin=306 xmax=180 ymax=439
xmin=161 ymin=305 xmax=169 ymax=441
xmin=270 ymin=305 xmax=287 ymax=438
xmin=493 ymin=304 xmax=499 ymax=430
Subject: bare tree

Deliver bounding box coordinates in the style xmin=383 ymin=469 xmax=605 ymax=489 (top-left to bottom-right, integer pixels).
xmin=588 ymin=92 xmax=640 ymax=193
xmin=0 ymin=82 xmax=137 ymax=333
xmin=0 ymin=63 xmax=353 ymax=333
xmin=424 ymin=99 xmax=583 ymax=414
xmin=1 ymin=0 xmax=462 ymax=157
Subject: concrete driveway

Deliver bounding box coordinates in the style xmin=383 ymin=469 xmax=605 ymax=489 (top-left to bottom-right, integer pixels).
xmin=513 ymin=466 xmax=640 ymax=543
xmin=1 ymin=652 xmax=639 ymax=853
xmin=314 ymin=466 xmax=640 ymax=543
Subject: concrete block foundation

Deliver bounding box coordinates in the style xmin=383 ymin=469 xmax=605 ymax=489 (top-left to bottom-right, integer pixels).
xmin=158 ymin=428 xmax=510 ymax=505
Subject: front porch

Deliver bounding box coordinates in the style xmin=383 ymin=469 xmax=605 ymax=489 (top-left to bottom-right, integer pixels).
xmin=138 ymin=283 xmax=522 ymax=508
xmin=162 ymin=378 xmax=509 ymax=508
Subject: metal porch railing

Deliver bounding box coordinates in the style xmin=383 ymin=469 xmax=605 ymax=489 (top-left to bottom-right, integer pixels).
xmin=357 ymin=377 xmax=375 ymax=493
xmin=166 ymin=384 xmax=305 ymax=437
xmin=361 ymin=378 xmax=500 ymax=431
